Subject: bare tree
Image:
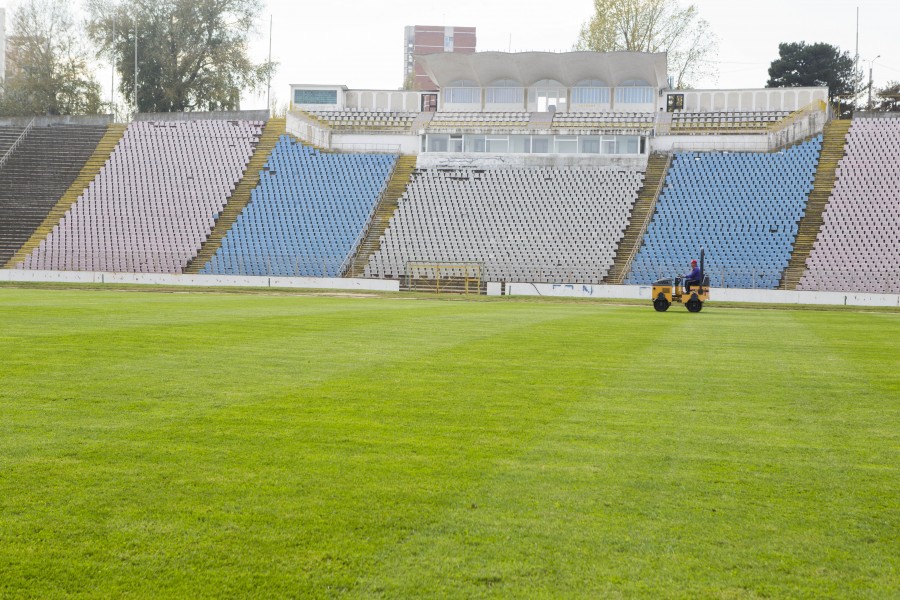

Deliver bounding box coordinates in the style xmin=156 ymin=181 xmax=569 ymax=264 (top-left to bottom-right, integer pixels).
xmin=575 ymin=0 xmax=717 ymax=89
xmin=0 ymin=0 xmax=105 ymax=116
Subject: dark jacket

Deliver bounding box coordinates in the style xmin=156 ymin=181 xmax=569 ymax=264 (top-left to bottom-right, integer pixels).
xmin=686 ymin=266 xmax=702 ymax=281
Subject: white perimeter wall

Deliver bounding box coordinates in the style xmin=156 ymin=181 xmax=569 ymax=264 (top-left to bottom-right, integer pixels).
xmin=417 ymin=153 xmax=648 ymax=170
xmin=499 ymin=282 xmax=900 ymax=308
xmin=0 ymin=270 xmax=400 ymax=292
xmin=3 ymin=271 xmax=896 ymax=308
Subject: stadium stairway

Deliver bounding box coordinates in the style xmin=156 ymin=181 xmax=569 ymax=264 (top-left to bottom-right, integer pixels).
xmin=604 ymin=153 xmax=671 ymax=284
xmin=184 ymin=117 xmax=286 ymax=274
xmin=778 ymin=119 xmax=852 ymax=290
xmin=344 ymin=155 xmax=418 ymax=278
xmin=1 ymin=123 xmax=118 ymax=268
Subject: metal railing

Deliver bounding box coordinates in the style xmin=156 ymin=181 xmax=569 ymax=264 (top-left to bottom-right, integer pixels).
xmin=0 ymin=118 xmax=36 ymax=170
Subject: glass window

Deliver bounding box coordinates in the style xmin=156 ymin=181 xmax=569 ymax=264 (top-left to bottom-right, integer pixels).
xmin=615 ymin=80 xmax=654 ymax=104
xmin=580 ymin=137 xmax=601 ymax=154
xmin=293 ymin=89 xmax=337 ymax=105
xmin=465 ymin=136 xmax=486 ymax=153
xmin=510 ymin=135 xmax=530 ymax=153
xmin=443 ymin=80 xmax=480 ymax=104
xmin=572 ymin=80 xmax=610 ymax=105
xmin=449 ymin=135 xmax=463 ymax=153
xmin=531 ymin=136 xmax=551 ymax=153
xmin=486 ymin=79 xmax=524 ymax=105
xmin=427 ymin=135 xmax=449 ymax=152
xmin=486 ymin=137 xmax=510 ymax=153
xmin=555 ymin=137 xmax=578 ymax=154
xmin=602 ymin=136 xmax=616 ymax=155
xmin=620 ymin=136 xmax=640 ymax=154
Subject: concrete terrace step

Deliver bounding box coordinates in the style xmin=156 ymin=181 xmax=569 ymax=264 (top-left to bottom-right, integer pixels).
xmin=344 ymin=155 xmax=417 ymax=278
xmin=604 ymin=153 xmax=671 ymax=284
xmin=4 ymin=123 xmax=128 ymax=268
xmin=778 ymin=119 xmax=852 ymax=290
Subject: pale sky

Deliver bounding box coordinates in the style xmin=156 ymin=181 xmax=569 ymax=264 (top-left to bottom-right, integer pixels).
xmin=1 ymin=0 xmax=898 ymax=111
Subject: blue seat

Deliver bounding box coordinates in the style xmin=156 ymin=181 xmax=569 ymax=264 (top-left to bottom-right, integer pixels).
xmin=201 ymin=135 xmax=398 ymax=277
xmin=625 ymin=136 xmax=822 ymax=288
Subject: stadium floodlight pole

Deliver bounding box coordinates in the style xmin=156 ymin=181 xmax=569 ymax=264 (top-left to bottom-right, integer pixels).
xmin=134 ymin=17 xmax=138 ymax=115
xmin=111 ymin=10 xmax=116 ymax=110
xmin=868 ymin=55 xmax=880 ymax=111
xmin=266 ymin=14 xmax=272 ymax=115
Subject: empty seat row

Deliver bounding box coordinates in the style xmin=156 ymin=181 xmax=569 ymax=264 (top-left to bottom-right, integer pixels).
xmin=626 ymin=136 xmax=822 ymax=289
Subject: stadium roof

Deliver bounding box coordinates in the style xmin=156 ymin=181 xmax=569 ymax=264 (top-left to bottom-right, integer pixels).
xmin=415 ymin=51 xmax=668 ymax=88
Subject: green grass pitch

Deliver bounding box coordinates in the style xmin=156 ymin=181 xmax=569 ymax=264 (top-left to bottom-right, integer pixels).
xmin=1 ymin=287 xmax=898 ymax=598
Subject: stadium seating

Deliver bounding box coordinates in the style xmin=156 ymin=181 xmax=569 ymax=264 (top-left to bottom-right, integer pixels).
xmin=307 ymin=110 xmax=419 ymax=132
xmin=201 ymin=136 xmax=397 ymax=277
xmin=625 ymin=136 xmax=822 ymax=288
xmin=365 ymin=166 xmax=644 ymax=283
xmin=551 ymin=111 xmax=654 ymax=130
xmin=426 ymin=112 xmax=532 ymax=129
xmin=0 ymin=124 xmax=108 ymax=266
xmin=21 ymin=119 xmax=263 ymax=273
xmin=799 ymin=117 xmax=900 ymax=293
xmin=670 ymin=110 xmax=790 ymax=134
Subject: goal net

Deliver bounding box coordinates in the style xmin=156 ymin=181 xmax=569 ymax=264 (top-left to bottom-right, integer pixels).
xmin=405 ymin=261 xmax=484 ymax=294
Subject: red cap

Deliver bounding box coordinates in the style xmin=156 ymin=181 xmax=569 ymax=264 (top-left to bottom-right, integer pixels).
xmin=691 ymin=260 xmax=698 ymax=265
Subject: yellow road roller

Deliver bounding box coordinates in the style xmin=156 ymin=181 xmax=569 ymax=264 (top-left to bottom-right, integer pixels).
xmin=651 ymin=249 xmax=710 ymax=313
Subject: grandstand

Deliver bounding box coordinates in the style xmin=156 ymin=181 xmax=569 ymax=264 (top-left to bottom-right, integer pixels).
xmin=19 ymin=118 xmax=263 ymax=273
xmin=0 ymin=121 xmax=109 ymax=266
xmin=625 ymin=136 xmax=822 ymax=289
xmin=365 ymin=166 xmax=643 ymax=283
xmin=799 ymin=117 xmax=900 ymax=293
xmin=201 ymin=135 xmax=396 ymax=277
xmin=2 ymin=49 xmax=898 ymax=298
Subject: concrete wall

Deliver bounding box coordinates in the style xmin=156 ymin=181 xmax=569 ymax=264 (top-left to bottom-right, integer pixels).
xmin=0 ymin=270 xmax=400 ymax=292
xmin=0 ymin=115 xmax=114 ymax=127
xmin=416 ymin=152 xmax=648 ymax=169
xmin=670 ymin=88 xmax=828 ymax=112
xmin=3 ymin=269 xmax=896 ymax=307
xmin=499 ymin=282 xmax=900 ymax=308
xmin=287 ymin=111 xmax=332 ymax=148
xmin=134 ymin=110 xmax=270 ymax=122
xmin=651 ymin=134 xmax=770 ymax=153
xmin=345 ymin=90 xmax=423 ymax=112
xmin=332 ymin=133 xmax=418 ymax=154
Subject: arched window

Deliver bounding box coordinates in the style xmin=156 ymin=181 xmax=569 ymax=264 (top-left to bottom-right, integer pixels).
xmin=531 ymin=79 xmax=567 ymax=112
xmin=572 ymin=79 xmax=611 ymax=105
xmin=486 ymin=79 xmax=524 ymax=105
xmin=615 ymin=79 xmax=654 ymax=104
xmin=443 ymin=80 xmax=480 ymax=104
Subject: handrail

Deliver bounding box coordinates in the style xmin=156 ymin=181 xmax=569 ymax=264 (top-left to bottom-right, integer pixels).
xmin=767 ymin=100 xmax=826 ymax=135
xmin=619 ymin=152 xmax=671 ymax=282
xmin=0 ymin=118 xmax=36 ymax=170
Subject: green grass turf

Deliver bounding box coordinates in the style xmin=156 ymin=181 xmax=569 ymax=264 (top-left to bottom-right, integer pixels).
xmin=1 ymin=288 xmax=898 ymax=598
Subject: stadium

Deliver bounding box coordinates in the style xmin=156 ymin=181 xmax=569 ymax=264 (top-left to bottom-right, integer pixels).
xmin=1 ymin=43 xmax=899 ymax=596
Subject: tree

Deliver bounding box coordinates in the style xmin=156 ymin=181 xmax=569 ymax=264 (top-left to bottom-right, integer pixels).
xmin=574 ymin=0 xmax=718 ymax=89
xmin=86 ymin=0 xmax=275 ymax=113
xmin=0 ymin=0 xmax=105 ymax=116
xmin=874 ymin=81 xmax=900 ymax=112
xmin=767 ymin=42 xmax=860 ymax=116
